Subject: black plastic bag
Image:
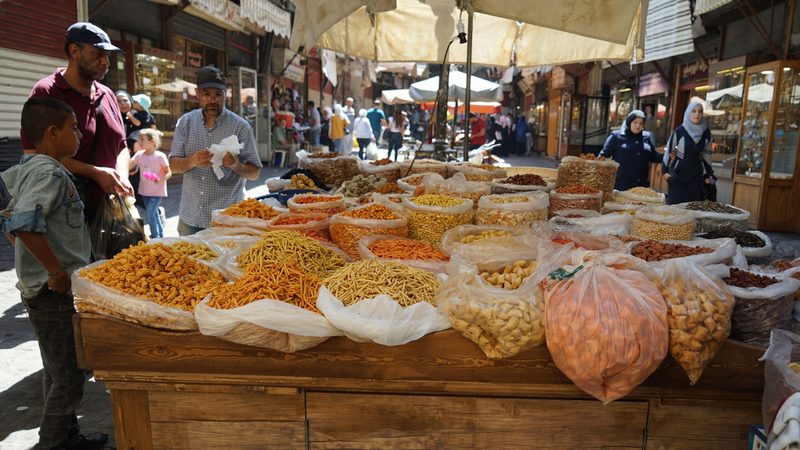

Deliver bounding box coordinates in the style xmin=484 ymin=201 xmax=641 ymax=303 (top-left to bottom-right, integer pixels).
xmin=90 ymin=195 xmax=146 ymax=260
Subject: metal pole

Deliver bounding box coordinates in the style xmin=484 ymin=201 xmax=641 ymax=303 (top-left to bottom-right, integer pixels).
xmin=433 ymin=64 xmax=450 ymax=160
xmin=463 ymin=10 xmax=473 ymax=161
xmin=451 ymin=98 xmax=458 ymax=150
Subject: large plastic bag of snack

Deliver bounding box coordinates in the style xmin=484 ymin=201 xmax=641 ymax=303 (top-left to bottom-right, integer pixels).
xmin=476 ymin=191 xmax=549 ymax=227
xmin=437 ymin=238 xmax=569 ymax=359
xmin=369 ymin=192 xmax=412 ymax=215
xmin=491 ymin=174 xmax=555 ymax=194
xmin=695 ymin=229 xmax=772 ymax=260
xmin=613 ymin=187 xmax=666 ymax=205
xmin=760 ymin=329 xmax=800 ymax=435
xmin=286 ymin=193 xmax=346 ymax=216
xmin=724 ymin=269 xmax=800 ymax=347
xmin=402 ymin=194 xmax=473 ymax=244
xmin=358 ymin=235 xmax=449 ymax=273
xmin=655 ymin=260 xmax=735 ymax=384
xmin=448 ymin=163 xmax=507 ymax=182
xmin=194 ymin=262 xmax=343 ymax=352
xmin=440 ymin=224 xmax=533 ymax=258
xmin=360 ymin=158 xmax=401 ymax=182
xmin=210 ymin=197 xmax=284 ymax=230
xmin=555 ymin=155 xmax=619 ymax=201
xmin=397 ymin=172 xmax=445 ymax=193
xmin=72 ymin=243 xmax=228 ymax=330
xmin=548 ymin=230 xmax=630 ymax=267
xmin=268 ymin=212 xmax=331 ymax=241
xmin=549 ymin=189 xmax=603 ymax=215
xmin=146 ymin=236 xmax=226 ymax=268
xmin=296 ymin=150 xmax=361 ymax=187
xmin=548 ymin=212 xmax=633 ymax=236
xmin=317 ymin=261 xmax=450 ymax=345
xmin=629 ymin=237 xmax=741 ymax=269
xmin=399 ymin=158 xmax=448 ymax=178
xmin=329 ymin=203 xmax=408 ymax=259
xmin=428 ymin=172 xmax=491 ymax=206
xmin=602 ymin=201 xmax=646 ymax=215
xmin=545 ymin=253 xmax=669 ymax=403
xmin=631 ymin=205 xmax=695 ymax=241
xmin=674 ymin=201 xmax=750 ymax=233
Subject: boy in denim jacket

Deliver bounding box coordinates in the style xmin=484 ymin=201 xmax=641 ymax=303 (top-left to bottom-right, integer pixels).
xmin=0 ymin=97 xmax=106 ymax=449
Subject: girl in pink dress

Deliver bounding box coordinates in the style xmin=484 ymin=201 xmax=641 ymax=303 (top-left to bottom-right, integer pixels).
xmin=132 ymin=129 xmax=171 ymax=238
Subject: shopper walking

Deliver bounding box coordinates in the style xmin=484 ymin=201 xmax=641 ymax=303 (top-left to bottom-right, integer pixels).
xmin=131 ymin=129 xmax=170 ymax=238
xmin=663 ymin=101 xmax=716 ymax=204
xmin=514 ymin=115 xmax=528 ymax=155
xmin=169 ymin=65 xmax=261 ymax=235
xmin=2 ymin=97 xmax=108 ymax=450
xmin=599 ymin=110 xmax=662 ymax=191
xmin=308 ymin=100 xmax=321 ymax=146
xmin=330 ymin=104 xmax=351 ymax=155
xmin=386 ymin=110 xmax=406 ymax=161
xmin=353 ymin=108 xmax=375 ymax=160
xmin=366 ymin=99 xmax=387 ymax=146
xmin=22 ymin=22 xmax=133 ymax=223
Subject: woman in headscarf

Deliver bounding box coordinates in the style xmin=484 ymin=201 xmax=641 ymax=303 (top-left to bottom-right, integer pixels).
xmin=353 ymin=108 xmax=374 ymax=160
xmin=662 ymin=102 xmax=716 ymax=204
xmin=599 ymin=110 xmax=661 ymax=191
xmin=330 ymin=103 xmax=350 ymax=155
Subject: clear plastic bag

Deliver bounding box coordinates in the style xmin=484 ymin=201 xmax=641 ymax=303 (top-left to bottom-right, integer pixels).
xmin=548 ymin=212 xmax=633 ymax=235
xmin=360 ymin=159 xmax=401 ymax=182
xmin=759 ymin=329 xmax=800 ymax=434
xmin=491 ymin=178 xmax=555 ymax=194
xmin=628 ymin=237 xmax=739 ymax=269
xmin=602 ymin=201 xmax=646 ymax=215
xmin=613 ymin=188 xmax=666 ymax=205
xmin=545 ymin=253 xmax=669 ymax=403
xmin=656 ymin=260 xmax=735 ymax=384
xmin=399 ymin=158 xmax=448 ymax=178
xmin=437 ymin=239 xmax=569 ymax=359
xmin=267 ymin=212 xmax=332 ymax=241
xmin=555 ymin=156 xmax=619 ymax=201
xmin=440 ymin=224 xmax=533 ymax=258
xmin=430 ymin=172 xmax=491 ymax=206
xmin=549 ymin=190 xmax=603 ymax=214
xmin=296 ymin=150 xmax=361 ymax=187
xmin=329 ymin=204 xmax=409 ymax=259
xmin=397 ymin=172 xmax=445 ymax=192
xmin=476 ymin=191 xmax=549 ymax=226
xmin=674 ymin=202 xmax=751 ymax=234
xmin=402 ymin=195 xmax=474 ymax=244
xmin=448 ymin=163 xmax=507 ymax=182
xmin=632 ymin=205 xmax=696 ymax=241
xmin=194 ymin=293 xmax=343 ymax=352
xmin=358 ymin=234 xmax=448 ymax=273
xmin=316 ymin=285 xmax=450 ymax=346
xmin=286 ymin=193 xmax=346 ymax=216
xmin=728 ymin=277 xmax=800 ymax=347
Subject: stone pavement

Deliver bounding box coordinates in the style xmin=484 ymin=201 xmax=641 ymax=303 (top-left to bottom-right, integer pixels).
xmin=1 ymin=151 xmax=798 ymax=449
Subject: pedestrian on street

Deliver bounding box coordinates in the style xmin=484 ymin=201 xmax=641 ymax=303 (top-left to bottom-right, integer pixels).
xmin=343 ymin=97 xmax=356 ymax=153
xmin=131 ymin=129 xmax=170 ymax=239
xmin=663 ymin=101 xmax=716 ymax=204
xmin=386 ymin=110 xmax=407 ymax=161
xmin=1 ymin=97 xmax=108 ymax=450
xmin=353 ymin=108 xmax=375 ymax=160
xmin=168 ymin=65 xmax=262 ymax=236
xmin=21 ymin=22 xmax=133 ymax=224
xmin=469 ymin=113 xmax=486 ymax=150
xmin=514 ymin=115 xmax=528 ymax=155
xmin=307 ymin=100 xmax=321 ymax=146
xmin=330 ymin=104 xmax=350 ymax=155
xmin=599 ymin=110 xmax=662 ymax=191
xmin=366 ymin=99 xmax=387 ymax=146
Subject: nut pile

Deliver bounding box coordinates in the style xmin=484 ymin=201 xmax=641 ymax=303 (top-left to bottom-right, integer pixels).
xmin=453 ymin=164 xmax=507 ymax=182
xmin=632 ymin=207 xmax=696 ymax=241
xmin=476 ymin=195 xmax=548 ymax=226
xmin=699 ymin=229 xmax=766 ymax=248
xmin=723 ymin=268 xmax=780 ymax=288
xmin=657 ymin=274 xmax=734 ymax=384
xmin=631 ymin=240 xmax=714 ymax=262
xmin=307 ymin=153 xmax=338 ymax=159
xmin=578 ymin=153 xmax=606 ymax=161
xmin=299 ymin=155 xmax=361 ymax=187
xmin=479 ymin=260 xmax=537 ymax=290
xmin=459 ymin=229 xmax=513 ymax=244
xmin=503 ymin=174 xmax=547 ymax=186
xmin=550 ymin=185 xmax=603 ymax=214
xmin=446 ymin=296 xmax=545 ymax=359
xmin=556 ymin=184 xmax=599 ymax=195
xmin=404 ymin=194 xmax=473 ymax=243
xmin=556 ymin=156 xmax=618 ymax=201
xmin=338 ymin=174 xmax=388 ymax=197
xmin=685 ymin=200 xmax=742 ymax=214
xmin=614 ymin=187 xmax=664 ymax=204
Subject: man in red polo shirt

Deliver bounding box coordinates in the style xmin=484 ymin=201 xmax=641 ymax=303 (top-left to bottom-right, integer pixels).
xmin=469 ymin=113 xmax=486 ymax=150
xmin=22 ymin=22 xmax=133 ymax=221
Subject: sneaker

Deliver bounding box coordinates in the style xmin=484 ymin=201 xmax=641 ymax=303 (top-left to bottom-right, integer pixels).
xmin=65 ymin=432 xmax=109 ymax=450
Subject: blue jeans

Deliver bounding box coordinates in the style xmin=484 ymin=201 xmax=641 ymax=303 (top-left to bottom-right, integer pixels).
xmin=310 ymin=128 xmax=321 ymax=146
xmin=142 ymin=195 xmax=163 ymax=238
xmin=387 ymin=131 xmax=403 ymax=161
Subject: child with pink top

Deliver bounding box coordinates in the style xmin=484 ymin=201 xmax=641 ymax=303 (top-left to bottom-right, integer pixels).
xmin=132 ymin=129 xmax=171 ymax=238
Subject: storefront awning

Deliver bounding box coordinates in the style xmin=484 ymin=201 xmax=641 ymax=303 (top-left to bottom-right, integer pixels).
xmin=151 ymin=0 xmax=291 ymax=38
xmin=185 ymin=0 xmax=245 ymax=32
xmin=241 ymin=0 xmax=292 ymax=39
xmin=695 ymin=0 xmax=735 ymax=15
xmin=638 ymin=0 xmax=694 ymax=63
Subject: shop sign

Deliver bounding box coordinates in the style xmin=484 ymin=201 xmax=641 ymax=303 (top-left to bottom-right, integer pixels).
xmin=679 ymin=57 xmax=718 ymax=85
xmin=637 ymin=72 xmax=669 ymax=97
xmin=284 ymin=50 xmax=305 ymax=83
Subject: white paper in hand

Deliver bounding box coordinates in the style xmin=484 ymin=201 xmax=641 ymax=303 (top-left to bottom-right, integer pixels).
xmin=209 ymin=135 xmax=244 ymax=179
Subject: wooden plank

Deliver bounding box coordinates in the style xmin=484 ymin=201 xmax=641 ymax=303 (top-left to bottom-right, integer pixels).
xmin=150 ymin=421 xmax=306 ymax=450
xmin=307 ymin=392 xmax=476 ymax=449
xmin=110 ymin=389 xmax=153 ymax=450
xmin=77 ymin=314 xmax=764 ymax=401
xmin=646 ymin=398 xmax=761 ymax=448
xmin=148 ymin=390 xmax=304 ymax=422
xmin=475 ymin=398 xmax=647 ymax=449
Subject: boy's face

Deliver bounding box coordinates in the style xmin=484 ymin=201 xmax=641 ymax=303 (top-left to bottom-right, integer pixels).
xmin=55 ymin=113 xmax=82 ymax=159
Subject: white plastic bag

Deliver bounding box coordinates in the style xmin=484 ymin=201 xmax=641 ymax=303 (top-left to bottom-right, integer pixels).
xmin=209 ymin=135 xmax=243 ymax=179
xmin=316 ymin=286 xmax=450 ymax=345
xmin=195 ymin=294 xmax=342 ymax=352
xmin=760 ymin=329 xmax=800 ymax=434
xmin=440 ymin=224 xmax=533 ymax=258
xmin=366 ymin=142 xmax=379 ymax=161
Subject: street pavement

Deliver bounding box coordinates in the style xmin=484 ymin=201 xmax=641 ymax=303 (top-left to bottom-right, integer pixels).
xmin=1 ymin=150 xmax=798 ymax=449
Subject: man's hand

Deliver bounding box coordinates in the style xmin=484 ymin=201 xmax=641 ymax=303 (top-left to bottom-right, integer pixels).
xmin=47 ymin=269 xmax=70 ymax=294
xmin=94 ymin=166 xmax=134 ymax=196
xmin=191 ymin=149 xmax=213 ymax=169
xmin=662 ymin=173 xmax=672 ymax=182
xmin=222 ymin=152 xmax=239 ymax=168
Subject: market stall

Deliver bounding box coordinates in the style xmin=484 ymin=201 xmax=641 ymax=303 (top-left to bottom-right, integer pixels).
xmin=75 ymin=314 xmax=763 ymax=449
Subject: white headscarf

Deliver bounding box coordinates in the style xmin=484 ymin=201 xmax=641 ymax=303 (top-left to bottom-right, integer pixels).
xmin=620 ymin=110 xmax=645 ymax=135
xmin=682 ymin=101 xmax=708 ymax=143
xmin=358 ymin=108 xmax=367 ymax=118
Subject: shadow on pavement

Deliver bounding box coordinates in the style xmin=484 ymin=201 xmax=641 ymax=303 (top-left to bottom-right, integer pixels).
xmin=0 ymin=302 xmax=34 ymax=351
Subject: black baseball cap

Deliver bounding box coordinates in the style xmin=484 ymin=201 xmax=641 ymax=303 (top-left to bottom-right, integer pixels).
xmin=197 ymin=66 xmax=226 ymax=90
xmin=65 ymin=22 xmax=122 ymax=52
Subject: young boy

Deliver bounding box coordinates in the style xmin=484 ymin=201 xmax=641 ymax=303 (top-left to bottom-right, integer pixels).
xmin=0 ymin=97 xmax=107 ymax=450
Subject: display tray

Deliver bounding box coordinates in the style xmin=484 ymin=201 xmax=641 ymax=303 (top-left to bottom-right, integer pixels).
xmin=75 ymin=313 xmax=764 ymax=449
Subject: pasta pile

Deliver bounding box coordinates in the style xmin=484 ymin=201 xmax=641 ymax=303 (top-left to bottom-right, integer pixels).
xmin=170 ymin=241 xmax=218 ymax=260
xmin=237 ymin=230 xmax=347 ymax=277
xmin=368 ymin=238 xmax=449 ymax=261
xmin=80 ymin=242 xmax=226 ymax=311
xmin=221 ymin=198 xmax=279 ymax=219
xmin=207 ymin=260 xmax=321 ymax=313
xmin=324 ymin=260 xmax=439 ymax=307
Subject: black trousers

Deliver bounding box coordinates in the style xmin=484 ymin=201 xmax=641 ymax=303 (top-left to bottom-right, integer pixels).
xmin=22 ymin=288 xmax=86 ymax=449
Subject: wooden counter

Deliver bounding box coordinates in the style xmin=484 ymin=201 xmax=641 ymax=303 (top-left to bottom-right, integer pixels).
xmin=75 ymin=313 xmax=764 ymax=449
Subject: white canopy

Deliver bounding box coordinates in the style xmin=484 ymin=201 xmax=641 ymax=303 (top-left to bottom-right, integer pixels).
xmin=408 ymin=71 xmax=502 ymax=102
xmin=380 ymin=89 xmax=415 ymax=105
xmin=290 ymin=0 xmax=646 ymax=67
